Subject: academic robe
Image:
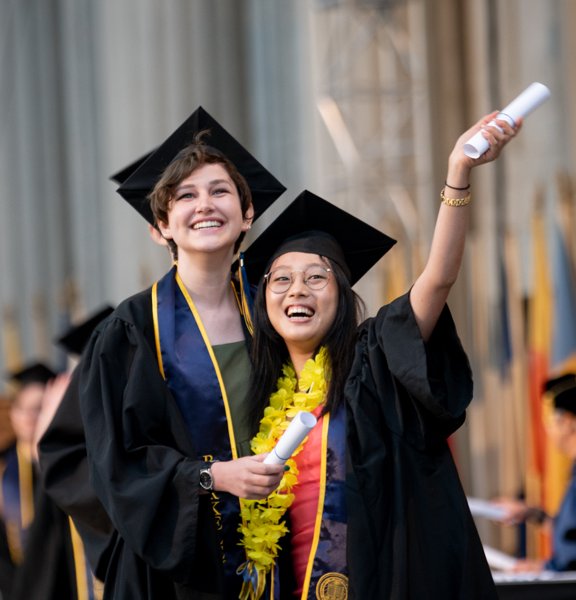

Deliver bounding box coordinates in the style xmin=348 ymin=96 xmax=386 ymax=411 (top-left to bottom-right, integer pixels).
xmin=0 ymin=447 xmax=16 ymax=598
xmin=345 ymin=293 xmax=497 ymax=599
xmin=9 ymin=491 xmax=77 ymax=600
xmin=42 ymin=281 xmax=494 ymax=599
xmin=74 ymin=287 xmax=238 ymax=599
xmin=0 ymin=444 xmax=81 ymax=600
xmin=0 ymin=522 xmax=14 ymax=599
xmin=38 ymin=365 xmax=117 ymax=582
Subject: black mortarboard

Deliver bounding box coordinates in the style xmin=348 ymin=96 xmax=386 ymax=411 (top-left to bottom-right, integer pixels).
xmin=110 ymin=152 xmax=154 ymax=186
xmin=55 ymin=305 xmax=115 ymax=356
xmin=7 ymin=362 xmax=56 ymax=387
xmin=244 ymin=190 xmax=396 ymax=286
xmin=545 ymin=373 xmax=576 ymax=414
xmin=110 ymin=151 xmax=156 ymax=224
xmin=116 ymin=106 xmax=286 ymax=225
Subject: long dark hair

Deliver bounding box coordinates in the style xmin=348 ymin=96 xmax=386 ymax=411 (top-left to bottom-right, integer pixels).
xmin=248 ymin=257 xmax=365 ymax=435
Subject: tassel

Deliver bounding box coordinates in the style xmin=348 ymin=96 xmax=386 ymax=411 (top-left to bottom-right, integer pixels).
xmin=237 ymin=253 xmax=254 ymax=336
xmin=237 ymin=561 xmax=267 ymax=600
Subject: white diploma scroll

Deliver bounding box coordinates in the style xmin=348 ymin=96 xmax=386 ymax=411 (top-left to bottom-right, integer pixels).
xmin=263 ymin=411 xmax=318 ymax=465
xmin=463 ymin=82 xmax=551 ymax=158
xmin=467 ymin=497 xmax=508 ymax=521
xmin=482 ymin=545 xmax=517 ymax=571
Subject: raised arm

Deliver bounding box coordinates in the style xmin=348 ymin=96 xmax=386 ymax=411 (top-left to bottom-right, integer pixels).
xmin=410 ymin=111 xmax=521 ymax=341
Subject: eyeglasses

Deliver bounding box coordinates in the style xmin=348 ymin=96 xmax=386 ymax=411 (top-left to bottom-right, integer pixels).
xmin=264 ymin=266 xmax=332 ymax=294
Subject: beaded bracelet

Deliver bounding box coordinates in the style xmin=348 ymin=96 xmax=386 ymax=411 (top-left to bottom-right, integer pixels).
xmin=440 ymin=187 xmax=471 ymax=207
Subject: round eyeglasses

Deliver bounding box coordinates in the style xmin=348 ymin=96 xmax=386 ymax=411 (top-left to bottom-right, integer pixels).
xmin=264 ymin=266 xmax=332 ymax=294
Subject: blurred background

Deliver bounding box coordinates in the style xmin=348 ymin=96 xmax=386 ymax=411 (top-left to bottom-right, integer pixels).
xmin=1 ymin=0 xmax=575 ymax=558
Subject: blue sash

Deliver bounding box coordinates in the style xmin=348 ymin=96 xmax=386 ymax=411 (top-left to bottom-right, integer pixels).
xmin=152 ymin=266 xmax=247 ymax=592
xmin=261 ymin=407 xmax=348 ymax=599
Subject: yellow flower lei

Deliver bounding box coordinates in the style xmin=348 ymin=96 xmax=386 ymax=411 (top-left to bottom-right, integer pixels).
xmin=237 ymin=347 xmax=330 ymax=600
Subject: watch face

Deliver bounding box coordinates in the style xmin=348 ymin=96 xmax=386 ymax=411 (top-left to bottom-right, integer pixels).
xmin=199 ymin=468 xmax=213 ymax=491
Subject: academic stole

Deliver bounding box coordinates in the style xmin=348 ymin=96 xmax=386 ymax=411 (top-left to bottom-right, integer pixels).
xmin=259 ymin=407 xmax=349 ymax=600
xmin=0 ymin=443 xmax=35 ymax=565
xmin=297 ymin=406 xmax=348 ymax=600
xmin=152 ymin=266 xmax=247 ymax=587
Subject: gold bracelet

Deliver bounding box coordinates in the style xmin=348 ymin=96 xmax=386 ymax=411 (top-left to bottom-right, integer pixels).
xmin=440 ymin=186 xmax=471 ymax=207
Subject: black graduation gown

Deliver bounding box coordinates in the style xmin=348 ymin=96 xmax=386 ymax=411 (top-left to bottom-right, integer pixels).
xmin=38 ymin=366 xmax=117 ymax=582
xmin=345 ymin=294 xmax=496 ymax=599
xmin=0 ymin=446 xmax=79 ymax=600
xmin=0 ymin=447 xmax=16 ymax=598
xmin=75 ymin=288 xmax=232 ymax=599
xmin=9 ymin=490 xmax=77 ymax=600
xmin=0 ymin=520 xmax=15 ymax=598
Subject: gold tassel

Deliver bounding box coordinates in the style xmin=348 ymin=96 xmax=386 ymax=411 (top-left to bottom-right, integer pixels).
xmin=237 ymin=259 xmax=254 ymax=336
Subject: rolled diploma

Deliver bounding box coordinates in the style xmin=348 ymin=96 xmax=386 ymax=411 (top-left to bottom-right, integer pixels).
xmin=263 ymin=411 xmax=318 ymax=465
xmin=463 ymin=82 xmax=551 ymax=159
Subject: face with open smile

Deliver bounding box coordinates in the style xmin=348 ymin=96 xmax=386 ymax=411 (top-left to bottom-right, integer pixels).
xmin=157 ymin=163 xmax=252 ymax=257
xmin=265 ymin=251 xmax=339 ymax=362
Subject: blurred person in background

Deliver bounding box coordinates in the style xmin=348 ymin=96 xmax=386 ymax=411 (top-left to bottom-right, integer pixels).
xmin=495 ymin=373 xmax=576 ymax=573
xmin=0 ymin=362 xmax=58 ymax=598
xmin=23 ymin=307 xmax=116 ymax=600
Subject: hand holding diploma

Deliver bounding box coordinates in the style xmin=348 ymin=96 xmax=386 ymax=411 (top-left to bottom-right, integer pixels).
xmin=463 ymin=82 xmax=550 ymax=158
xmin=263 ymin=411 xmax=318 ymax=465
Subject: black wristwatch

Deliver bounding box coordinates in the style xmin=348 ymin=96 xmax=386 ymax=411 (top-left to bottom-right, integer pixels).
xmin=199 ymin=462 xmax=215 ymax=492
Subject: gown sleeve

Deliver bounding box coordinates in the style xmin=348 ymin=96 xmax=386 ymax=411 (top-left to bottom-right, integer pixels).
xmin=350 ymin=292 xmax=472 ymax=449
xmin=78 ymin=313 xmax=206 ymax=582
xmin=345 ymin=294 xmax=496 ymax=599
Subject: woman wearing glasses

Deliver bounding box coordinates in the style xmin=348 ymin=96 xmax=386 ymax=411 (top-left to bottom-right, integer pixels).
xmin=238 ymin=112 xmax=519 ymax=599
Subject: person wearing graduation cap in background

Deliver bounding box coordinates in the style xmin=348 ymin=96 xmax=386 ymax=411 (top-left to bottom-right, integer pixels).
xmin=0 ymin=362 xmax=55 ymax=598
xmin=22 ymin=306 xmax=115 ymax=600
xmin=5 ymin=308 xmax=115 ymax=600
xmin=494 ymin=373 xmax=576 ymax=574
xmin=237 ymin=111 xmax=521 ymax=599
xmin=40 ymin=107 xmax=287 ymax=600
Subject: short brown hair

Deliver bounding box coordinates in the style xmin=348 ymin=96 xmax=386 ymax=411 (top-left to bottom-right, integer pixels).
xmin=148 ymin=131 xmax=253 ymax=253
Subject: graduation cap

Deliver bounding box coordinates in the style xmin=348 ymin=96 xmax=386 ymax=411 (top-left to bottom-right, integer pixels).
xmin=7 ymin=362 xmax=56 ymax=387
xmin=116 ymin=106 xmax=286 ymax=226
xmin=110 ymin=152 xmax=155 ymax=186
xmin=55 ymin=305 xmax=115 ymax=357
xmin=243 ymin=190 xmax=396 ymax=286
xmin=109 ymin=151 xmax=156 ymax=224
xmin=545 ymin=373 xmax=576 ymax=414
